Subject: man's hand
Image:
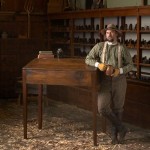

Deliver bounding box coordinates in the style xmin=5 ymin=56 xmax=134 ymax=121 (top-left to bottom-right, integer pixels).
xmin=105 ymin=65 xmax=114 ymax=76
xmin=98 ymin=63 xmax=107 ymax=71
xmin=111 ymin=68 xmax=120 ymax=77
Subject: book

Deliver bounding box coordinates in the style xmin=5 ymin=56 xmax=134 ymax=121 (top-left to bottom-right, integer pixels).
xmin=39 ymin=51 xmax=53 ymax=54
xmin=38 ymin=53 xmax=54 ymax=59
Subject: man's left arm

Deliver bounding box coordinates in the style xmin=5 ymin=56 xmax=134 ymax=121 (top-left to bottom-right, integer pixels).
xmin=121 ymin=46 xmax=134 ymax=74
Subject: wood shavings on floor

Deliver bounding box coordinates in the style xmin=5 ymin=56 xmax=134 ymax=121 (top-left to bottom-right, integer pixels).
xmin=0 ymin=97 xmax=150 ymax=150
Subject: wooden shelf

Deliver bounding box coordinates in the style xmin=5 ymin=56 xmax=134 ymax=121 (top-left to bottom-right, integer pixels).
xmin=140 ymin=47 xmax=150 ymax=50
xmin=73 ymin=43 xmax=95 ymax=46
xmin=127 ymin=78 xmax=150 ymax=86
xmin=140 ymin=30 xmax=150 ymax=33
xmin=48 ymin=6 xmax=150 ymax=85
xmin=73 ymin=30 xmax=99 ymax=33
xmin=140 ymin=63 xmax=150 ymax=67
xmin=122 ymin=30 xmax=137 ymax=33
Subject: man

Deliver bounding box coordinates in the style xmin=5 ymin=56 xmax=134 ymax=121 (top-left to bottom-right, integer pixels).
xmin=85 ymin=24 xmax=133 ymax=144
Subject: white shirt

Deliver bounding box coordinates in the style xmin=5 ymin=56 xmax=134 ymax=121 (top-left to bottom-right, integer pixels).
xmin=95 ymin=41 xmax=123 ymax=74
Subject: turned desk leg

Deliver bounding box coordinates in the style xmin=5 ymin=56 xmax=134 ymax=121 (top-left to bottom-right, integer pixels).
xmin=92 ymin=72 xmax=98 ymax=146
xmin=23 ymin=71 xmax=27 ymax=139
xmin=92 ymin=90 xmax=97 ymax=146
xmin=38 ymin=84 xmax=43 ymax=129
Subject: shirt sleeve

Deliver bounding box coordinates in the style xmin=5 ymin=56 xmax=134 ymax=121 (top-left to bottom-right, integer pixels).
xmin=121 ymin=45 xmax=134 ymax=74
xmin=119 ymin=68 xmax=123 ymax=74
xmin=95 ymin=62 xmax=99 ymax=67
xmin=85 ymin=43 xmax=102 ymax=67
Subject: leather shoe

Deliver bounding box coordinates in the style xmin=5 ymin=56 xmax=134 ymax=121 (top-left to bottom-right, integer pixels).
xmin=118 ymin=126 xmax=127 ymax=144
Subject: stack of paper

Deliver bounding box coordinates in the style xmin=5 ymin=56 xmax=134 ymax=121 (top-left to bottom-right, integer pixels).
xmin=38 ymin=51 xmax=54 ymax=59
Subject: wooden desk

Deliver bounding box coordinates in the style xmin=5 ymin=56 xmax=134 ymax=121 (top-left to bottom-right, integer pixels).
xmin=22 ymin=58 xmax=99 ymax=146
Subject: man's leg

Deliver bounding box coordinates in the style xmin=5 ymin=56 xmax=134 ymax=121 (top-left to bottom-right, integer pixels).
xmin=101 ymin=111 xmax=127 ymax=144
xmin=98 ymin=91 xmax=119 ymax=144
xmin=115 ymin=112 xmax=127 ymax=144
xmin=112 ymin=75 xmax=127 ymax=144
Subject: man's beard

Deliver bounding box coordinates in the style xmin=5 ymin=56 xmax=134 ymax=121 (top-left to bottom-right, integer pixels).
xmin=106 ymin=38 xmax=114 ymax=42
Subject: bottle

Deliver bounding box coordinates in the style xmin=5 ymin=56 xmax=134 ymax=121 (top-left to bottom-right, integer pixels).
xmin=57 ymin=48 xmax=63 ymax=58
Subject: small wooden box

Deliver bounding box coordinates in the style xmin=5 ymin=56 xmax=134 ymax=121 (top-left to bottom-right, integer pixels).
xmin=47 ymin=0 xmax=64 ymax=13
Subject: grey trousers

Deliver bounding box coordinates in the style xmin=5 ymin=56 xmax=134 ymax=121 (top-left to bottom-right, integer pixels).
xmin=98 ymin=74 xmax=127 ymax=115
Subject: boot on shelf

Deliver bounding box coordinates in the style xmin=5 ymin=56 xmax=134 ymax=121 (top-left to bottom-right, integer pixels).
xmin=129 ymin=24 xmax=133 ymax=30
xmin=124 ymin=24 xmax=128 ymax=30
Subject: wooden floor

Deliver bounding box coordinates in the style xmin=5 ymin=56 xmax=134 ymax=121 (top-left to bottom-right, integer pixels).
xmin=0 ymin=97 xmax=150 ymax=149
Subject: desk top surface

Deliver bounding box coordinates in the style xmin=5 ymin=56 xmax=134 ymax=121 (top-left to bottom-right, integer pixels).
xmin=23 ymin=58 xmax=97 ymax=72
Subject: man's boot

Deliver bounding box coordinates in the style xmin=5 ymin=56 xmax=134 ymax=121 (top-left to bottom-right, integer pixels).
xmin=102 ymin=111 xmax=127 ymax=144
xmin=110 ymin=125 xmax=118 ymax=144
xmin=115 ymin=112 xmax=127 ymax=144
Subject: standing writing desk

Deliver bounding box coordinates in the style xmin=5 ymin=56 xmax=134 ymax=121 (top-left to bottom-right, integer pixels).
xmin=22 ymin=58 xmax=99 ymax=146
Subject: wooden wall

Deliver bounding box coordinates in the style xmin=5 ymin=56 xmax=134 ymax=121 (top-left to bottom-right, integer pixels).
xmin=0 ymin=0 xmax=48 ymax=12
xmin=124 ymin=81 xmax=150 ymax=129
xmin=0 ymin=5 xmax=48 ymax=98
xmin=47 ymin=82 xmax=150 ymax=129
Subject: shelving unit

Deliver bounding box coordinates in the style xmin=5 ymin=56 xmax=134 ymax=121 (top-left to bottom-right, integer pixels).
xmin=48 ymin=6 xmax=150 ymax=84
xmin=138 ymin=9 xmax=150 ymax=83
xmin=48 ymin=18 xmax=72 ymax=56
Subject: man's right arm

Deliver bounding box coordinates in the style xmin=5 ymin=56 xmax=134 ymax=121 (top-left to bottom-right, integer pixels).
xmin=85 ymin=43 xmax=101 ymax=67
xmin=85 ymin=43 xmax=107 ymax=72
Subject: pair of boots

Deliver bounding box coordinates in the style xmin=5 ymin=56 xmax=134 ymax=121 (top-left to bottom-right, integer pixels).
xmin=103 ymin=112 xmax=127 ymax=144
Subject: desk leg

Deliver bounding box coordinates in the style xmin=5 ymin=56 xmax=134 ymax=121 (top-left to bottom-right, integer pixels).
xmin=92 ymin=89 xmax=97 ymax=146
xmin=38 ymin=84 xmax=43 ymax=129
xmin=23 ymin=71 xmax=27 ymax=139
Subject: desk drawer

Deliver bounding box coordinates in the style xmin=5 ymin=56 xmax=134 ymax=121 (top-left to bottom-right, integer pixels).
xmin=24 ymin=70 xmax=95 ymax=87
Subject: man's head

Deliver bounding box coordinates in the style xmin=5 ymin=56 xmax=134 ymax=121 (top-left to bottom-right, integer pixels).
xmin=101 ymin=24 xmax=122 ymax=42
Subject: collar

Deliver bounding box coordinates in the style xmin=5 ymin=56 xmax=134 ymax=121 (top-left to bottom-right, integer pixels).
xmin=107 ymin=41 xmax=118 ymax=45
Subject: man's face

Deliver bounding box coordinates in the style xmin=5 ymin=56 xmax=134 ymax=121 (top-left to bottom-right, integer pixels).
xmin=105 ymin=29 xmax=118 ymax=42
